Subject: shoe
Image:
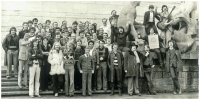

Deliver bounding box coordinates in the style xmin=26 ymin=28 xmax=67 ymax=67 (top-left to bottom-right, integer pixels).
xmin=137 ymin=93 xmax=141 ymax=96
xmin=69 ymin=94 xmax=74 ymax=97
xmin=45 ymin=89 xmax=48 ymax=91
xmin=173 ymin=91 xmax=177 ymax=95
xmin=55 ymin=93 xmax=58 ymax=97
xmin=24 ymin=86 xmax=29 ymax=88
xmin=147 ymin=92 xmax=150 ymax=95
xmin=82 ymin=95 xmax=86 ymax=97
xmin=151 ymin=92 xmax=156 ymax=95
xmin=29 ymin=95 xmax=34 ymax=98
xmin=35 ymin=95 xmax=41 ymax=98
xmin=104 ymin=89 xmax=107 ymax=92
xmin=14 ymin=75 xmax=18 ymax=78
xmin=178 ymin=88 xmax=182 ymax=95
xmin=129 ymin=94 xmax=133 ymax=96
xmin=18 ymin=85 xmax=23 ymax=89
xmin=110 ymin=87 xmax=114 ymax=96
xmin=88 ymin=94 xmax=92 ymax=96
xmin=6 ymin=76 xmax=10 ymax=79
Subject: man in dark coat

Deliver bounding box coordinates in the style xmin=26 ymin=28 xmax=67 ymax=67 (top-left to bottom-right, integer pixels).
xmin=107 ymin=42 xmax=123 ymax=96
xmin=124 ymin=43 xmax=141 ymax=96
xmin=165 ymin=40 xmax=183 ymax=95
xmin=143 ymin=5 xmax=160 ymax=35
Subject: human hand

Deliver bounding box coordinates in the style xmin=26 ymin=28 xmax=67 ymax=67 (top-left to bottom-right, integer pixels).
xmin=125 ymin=70 xmax=127 ymax=73
xmin=80 ymin=70 xmax=83 ymax=73
xmin=133 ymin=51 xmax=138 ymax=56
xmin=151 ymin=65 xmax=155 ymax=68
xmin=145 ymin=52 xmax=149 ymax=56
xmin=100 ymin=57 xmax=103 ymax=61
xmin=96 ymin=65 xmax=99 ymax=69
xmin=92 ymin=70 xmax=94 ymax=74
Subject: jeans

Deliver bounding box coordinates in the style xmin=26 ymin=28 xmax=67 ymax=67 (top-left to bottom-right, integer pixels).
xmin=170 ymin=66 xmax=180 ymax=91
xmin=64 ymin=64 xmax=74 ymax=95
xmin=97 ymin=62 xmax=107 ymax=91
xmin=29 ymin=64 xmax=41 ymax=96
xmin=110 ymin=65 xmax=122 ymax=88
xmin=82 ymin=71 xmax=92 ymax=96
xmin=18 ymin=60 xmax=29 ymax=87
xmin=7 ymin=50 xmax=18 ymax=76
xmin=143 ymin=67 xmax=156 ymax=93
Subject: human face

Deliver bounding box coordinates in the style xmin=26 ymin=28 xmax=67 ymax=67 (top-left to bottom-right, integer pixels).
xmin=43 ymin=38 xmax=48 ymax=45
xmin=72 ymin=24 xmax=77 ymax=29
xmin=30 ymin=29 xmax=35 ymax=34
xmin=113 ymin=45 xmax=118 ymax=51
xmin=68 ymin=27 xmax=72 ymax=32
xmin=99 ymin=29 xmax=104 ymax=34
xmin=93 ymin=33 xmax=97 ymax=39
xmin=107 ymin=39 xmax=111 ymax=45
xmin=119 ymin=28 xmax=123 ymax=33
xmin=131 ymin=46 xmax=136 ymax=52
xmin=23 ymin=23 xmax=28 ymax=29
xmin=28 ymin=23 xmax=33 ymax=27
xmin=24 ymin=34 xmax=29 ymax=40
xmin=46 ymin=33 xmax=51 ymax=38
xmin=103 ymin=33 xmax=108 ymax=39
xmin=138 ymin=34 xmax=141 ymax=39
xmin=55 ymin=29 xmax=61 ymax=33
xmin=37 ymin=37 xmax=42 ymax=42
xmin=102 ymin=19 xmax=107 ymax=26
xmin=41 ymin=29 xmax=45 ymax=33
xmin=53 ymin=23 xmax=58 ymax=28
xmin=78 ymin=23 xmax=83 ymax=29
xmin=144 ymin=46 xmax=150 ymax=52
xmin=55 ymin=34 xmax=60 ymax=39
xmin=62 ymin=33 xmax=68 ymax=38
xmin=33 ymin=20 xmax=38 ymax=26
xmin=162 ymin=7 xmax=168 ymax=12
xmin=88 ymin=42 xmax=94 ymax=49
xmin=46 ymin=21 xmax=51 ymax=26
xmin=77 ymin=41 xmax=82 ymax=46
xmin=67 ymin=44 xmax=73 ymax=49
xmin=89 ymin=24 xmax=94 ymax=30
xmin=38 ymin=24 xmax=42 ymax=29
xmin=112 ymin=11 xmax=116 ymax=16
xmin=54 ymin=43 xmax=60 ymax=50
xmin=168 ymin=41 xmax=173 ymax=48
xmin=85 ymin=48 xmax=90 ymax=55
xmin=99 ymin=41 xmax=104 ymax=48
xmin=10 ymin=29 xmax=16 ymax=35
xmin=62 ymin=21 xmax=67 ymax=25
xmin=149 ymin=8 xmax=154 ymax=12
xmin=33 ymin=41 xmax=38 ymax=47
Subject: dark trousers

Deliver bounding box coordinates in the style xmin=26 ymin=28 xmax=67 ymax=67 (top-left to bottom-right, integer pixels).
xmin=153 ymin=48 xmax=163 ymax=65
xmin=52 ymin=74 xmax=64 ymax=93
xmin=40 ymin=63 xmax=50 ymax=91
xmin=92 ymin=63 xmax=97 ymax=90
xmin=170 ymin=66 xmax=180 ymax=91
xmin=111 ymin=66 xmax=121 ymax=88
xmin=74 ymin=61 xmax=82 ymax=90
xmin=7 ymin=50 xmax=18 ymax=76
xmin=143 ymin=67 xmax=156 ymax=93
xmin=145 ymin=22 xmax=158 ymax=35
xmin=82 ymin=71 xmax=92 ymax=96
xmin=97 ymin=62 xmax=107 ymax=91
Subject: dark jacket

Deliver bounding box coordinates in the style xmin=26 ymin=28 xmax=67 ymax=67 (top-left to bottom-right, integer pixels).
xmin=124 ymin=51 xmax=140 ymax=77
xmin=143 ymin=11 xmax=160 ymax=25
xmin=98 ymin=46 xmax=109 ymax=62
xmin=111 ymin=25 xmax=131 ymax=47
xmin=28 ymin=48 xmax=43 ymax=67
xmin=74 ymin=46 xmax=85 ymax=61
xmin=140 ymin=51 xmax=155 ymax=66
xmin=107 ymin=51 xmax=123 ymax=82
xmin=2 ymin=34 xmax=20 ymax=51
xmin=41 ymin=44 xmax=51 ymax=65
xmin=165 ymin=49 xmax=183 ymax=73
xmin=19 ymin=29 xmax=29 ymax=39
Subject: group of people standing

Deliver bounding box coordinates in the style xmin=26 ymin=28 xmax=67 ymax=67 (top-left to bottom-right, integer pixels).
xmin=2 ymin=4 xmax=183 ymax=98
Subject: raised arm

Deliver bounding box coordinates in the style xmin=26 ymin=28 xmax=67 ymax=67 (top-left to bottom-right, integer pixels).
xmin=124 ymin=24 xmax=131 ymax=36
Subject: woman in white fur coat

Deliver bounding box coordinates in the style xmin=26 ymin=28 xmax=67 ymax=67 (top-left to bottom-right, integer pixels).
xmin=48 ymin=42 xmax=65 ymax=97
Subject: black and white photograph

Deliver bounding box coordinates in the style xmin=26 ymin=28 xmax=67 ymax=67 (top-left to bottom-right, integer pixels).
xmin=0 ymin=0 xmax=199 ymax=99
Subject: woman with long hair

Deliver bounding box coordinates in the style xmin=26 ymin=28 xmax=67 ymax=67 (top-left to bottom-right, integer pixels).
xmin=48 ymin=42 xmax=65 ymax=97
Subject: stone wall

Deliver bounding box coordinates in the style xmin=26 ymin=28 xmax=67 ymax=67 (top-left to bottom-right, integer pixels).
xmin=1 ymin=1 xmax=199 ymax=93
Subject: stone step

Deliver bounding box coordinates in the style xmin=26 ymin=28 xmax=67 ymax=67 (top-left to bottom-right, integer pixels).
xmin=1 ymin=77 xmax=18 ymax=82
xmin=1 ymin=86 xmax=28 ymax=91
xmin=1 ymin=82 xmax=18 ymax=86
xmin=1 ymin=90 xmax=115 ymax=96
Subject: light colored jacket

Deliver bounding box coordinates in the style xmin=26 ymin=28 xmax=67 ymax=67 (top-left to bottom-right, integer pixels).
xmin=18 ymin=39 xmax=29 ymax=60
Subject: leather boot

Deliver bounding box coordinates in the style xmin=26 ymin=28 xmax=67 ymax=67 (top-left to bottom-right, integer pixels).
xmin=118 ymin=88 xmax=122 ymax=96
xmin=110 ymin=87 xmax=114 ymax=96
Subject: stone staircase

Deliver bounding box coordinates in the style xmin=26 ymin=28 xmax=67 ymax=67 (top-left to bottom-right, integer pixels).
xmin=1 ymin=69 xmax=118 ymax=96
